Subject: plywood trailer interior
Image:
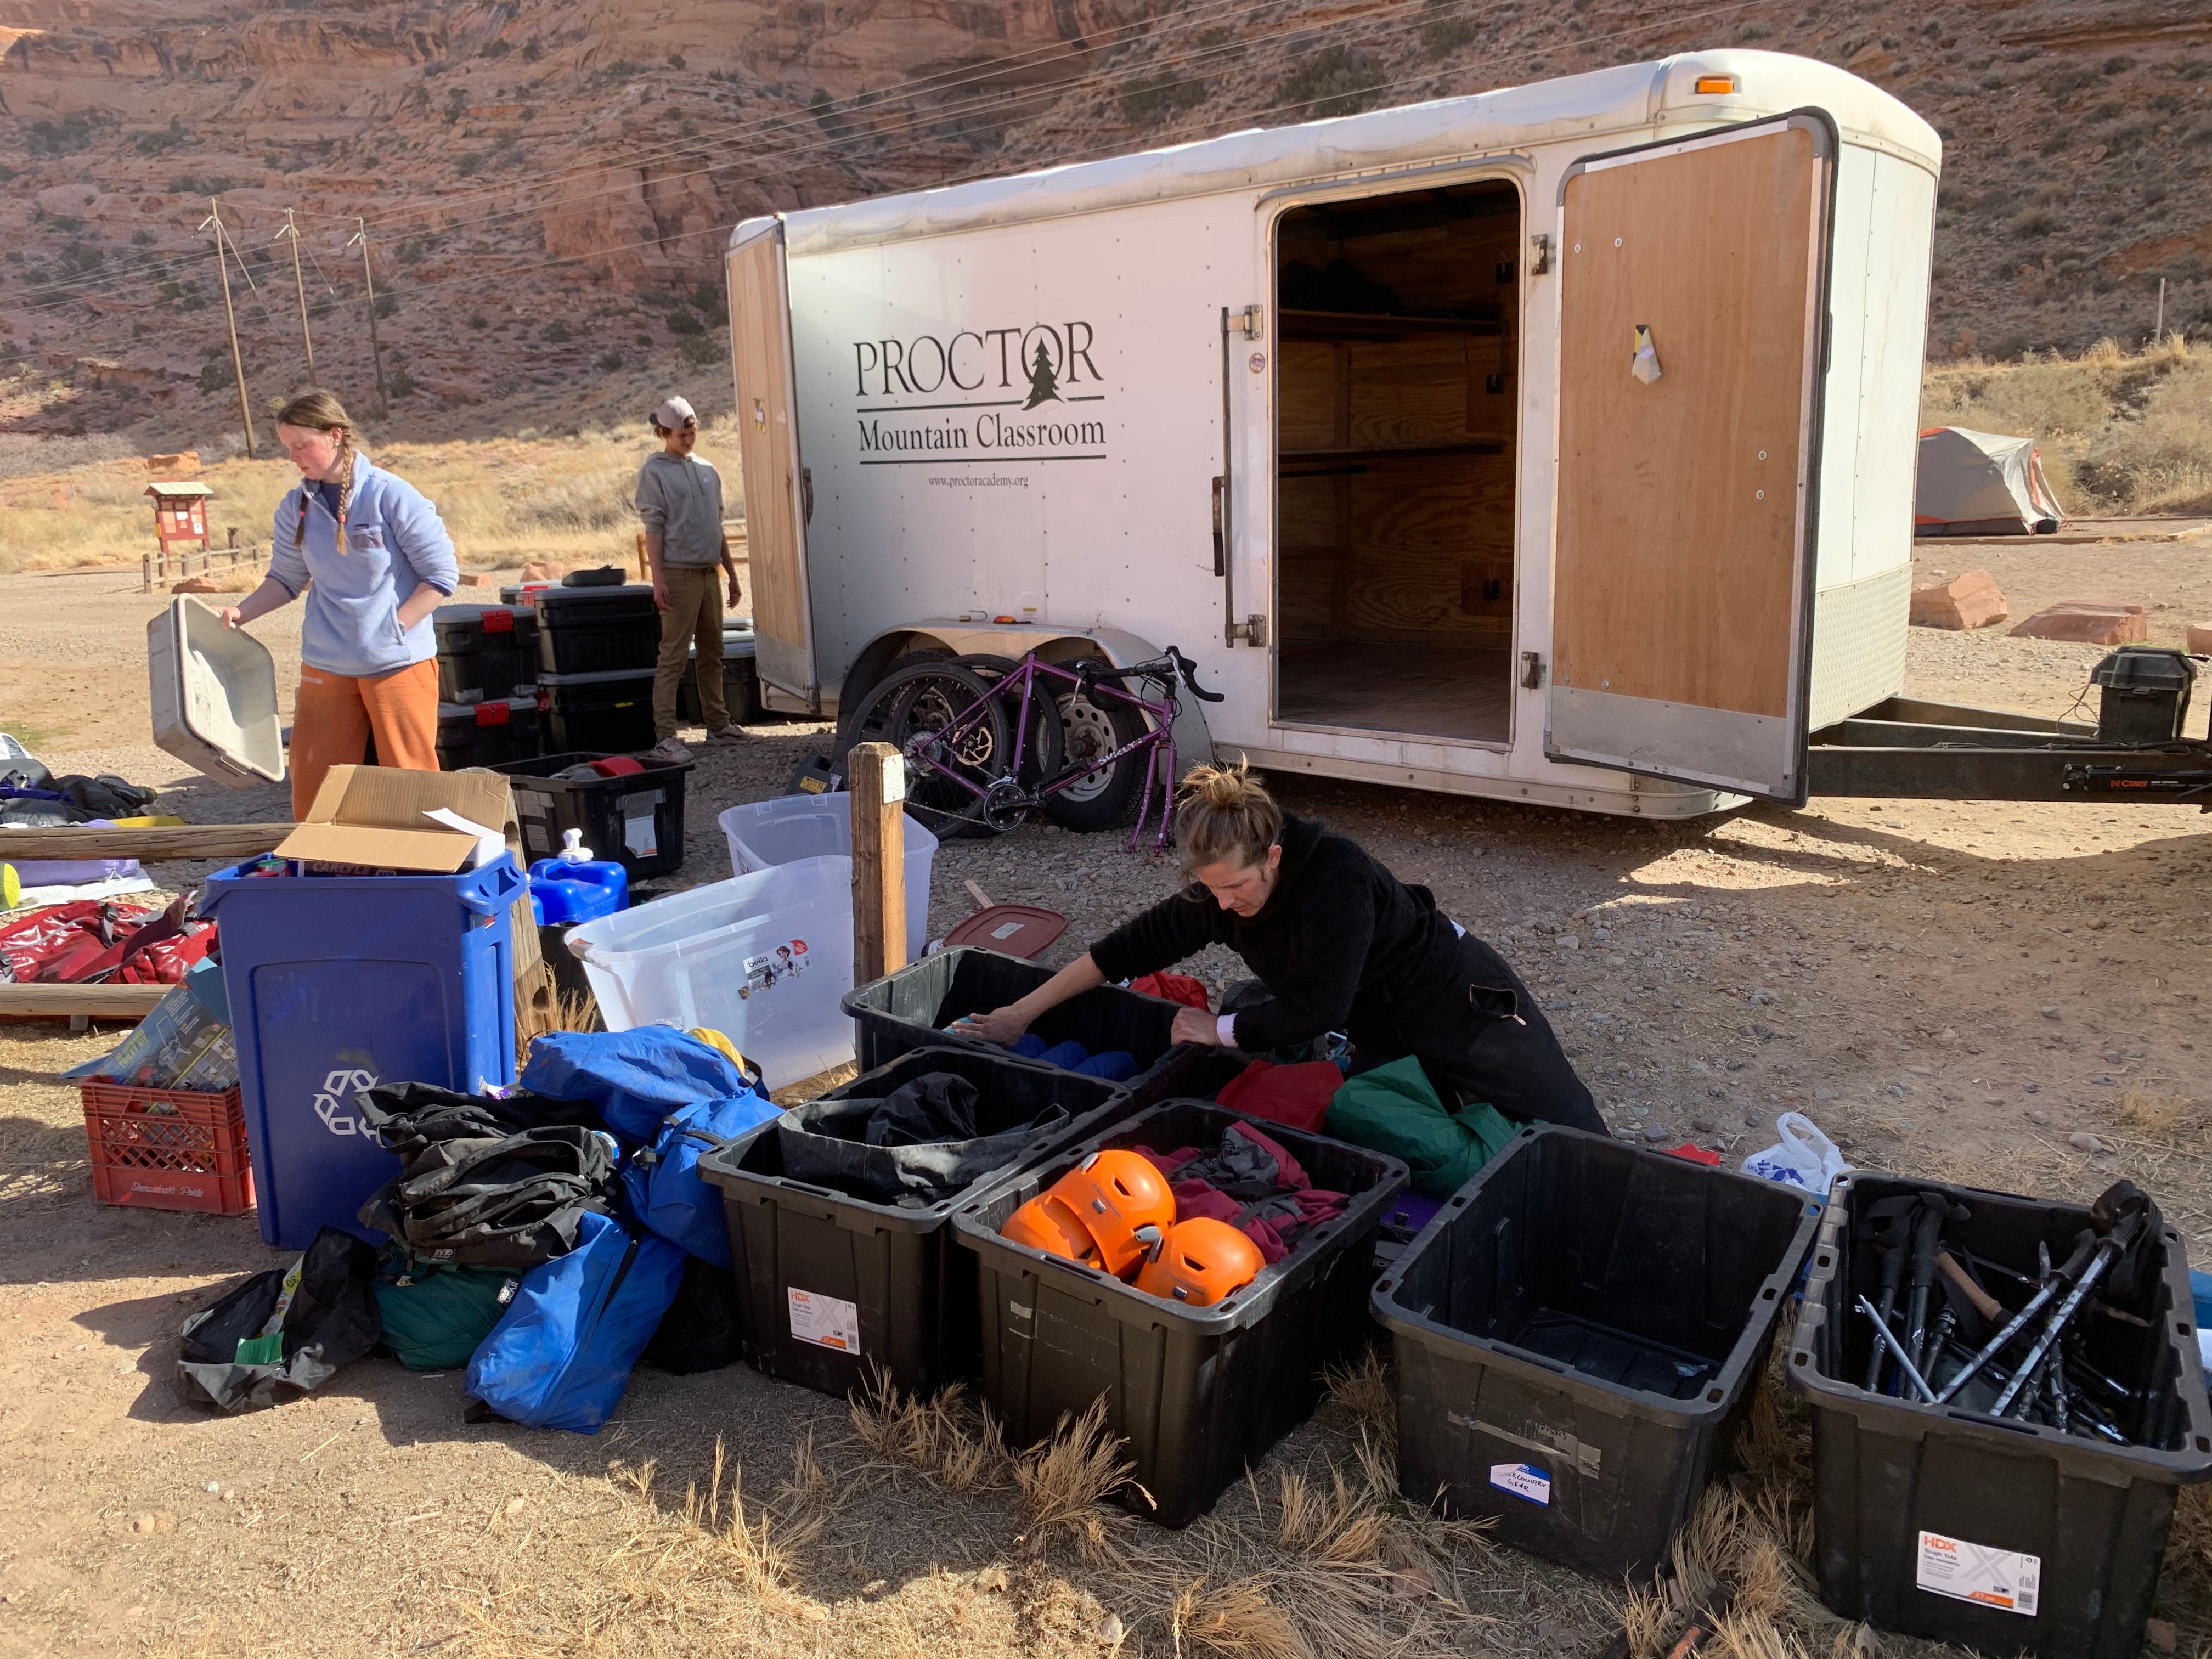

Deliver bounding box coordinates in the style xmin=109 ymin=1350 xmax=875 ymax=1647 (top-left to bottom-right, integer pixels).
xmin=1273 ymin=179 xmax=1522 ymax=746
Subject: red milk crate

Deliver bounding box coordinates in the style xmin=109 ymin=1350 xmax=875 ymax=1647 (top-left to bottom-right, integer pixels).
xmin=80 ymin=1081 xmax=255 ymax=1216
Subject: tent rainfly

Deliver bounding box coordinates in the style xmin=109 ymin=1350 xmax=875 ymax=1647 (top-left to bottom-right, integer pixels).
xmin=1915 ymin=426 xmax=2066 ymax=537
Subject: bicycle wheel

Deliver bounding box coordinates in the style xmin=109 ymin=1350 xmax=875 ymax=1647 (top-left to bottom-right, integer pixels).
xmin=834 ymin=648 xmax=952 ymax=761
xmin=951 ymin=653 xmax=1064 ymax=787
xmin=1041 ymin=660 xmax=1154 ymax=832
xmin=862 ymin=661 xmax=1012 ymax=839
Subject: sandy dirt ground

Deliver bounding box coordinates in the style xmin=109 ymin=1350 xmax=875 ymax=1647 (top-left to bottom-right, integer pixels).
xmin=1 ymin=540 xmax=2208 ymax=1658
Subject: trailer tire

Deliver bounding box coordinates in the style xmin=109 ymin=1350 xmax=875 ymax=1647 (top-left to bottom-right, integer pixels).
xmin=833 ymin=648 xmax=952 ymax=763
xmin=845 ymin=659 xmax=1010 ymax=839
xmin=950 ymin=653 xmax=1063 ymax=787
xmin=1042 ymin=661 xmax=1151 ymax=832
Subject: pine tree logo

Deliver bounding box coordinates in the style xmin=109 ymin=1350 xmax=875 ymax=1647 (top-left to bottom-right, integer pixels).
xmin=1021 ymin=336 xmax=1063 ymax=409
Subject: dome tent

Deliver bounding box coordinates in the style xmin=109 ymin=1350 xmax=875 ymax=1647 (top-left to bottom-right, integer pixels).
xmin=1915 ymin=426 xmax=2066 ymax=537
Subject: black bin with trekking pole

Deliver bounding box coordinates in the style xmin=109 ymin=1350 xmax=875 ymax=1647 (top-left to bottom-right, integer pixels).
xmin=1787 ymin=1170 xmax=2212 ymax=1659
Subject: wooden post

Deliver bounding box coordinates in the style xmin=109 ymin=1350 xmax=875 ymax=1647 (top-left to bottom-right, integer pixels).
xmin=848 ymin=741 xmax=907 ymax=984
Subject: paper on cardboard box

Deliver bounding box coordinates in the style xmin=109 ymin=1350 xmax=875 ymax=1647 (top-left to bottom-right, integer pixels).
xmin=274 ymin=766 xmax=517 ymax=873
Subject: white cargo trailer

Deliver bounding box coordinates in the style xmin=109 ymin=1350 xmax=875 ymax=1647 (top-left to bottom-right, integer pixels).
xmin=725 ymin=49 xmax=1940 ymax=817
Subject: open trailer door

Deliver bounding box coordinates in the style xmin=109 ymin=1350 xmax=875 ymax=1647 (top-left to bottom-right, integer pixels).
xmin=1548 ymin=114 xmax=1836 ymax=803
xmin=726 ymin=219 xmax=817 ymax=710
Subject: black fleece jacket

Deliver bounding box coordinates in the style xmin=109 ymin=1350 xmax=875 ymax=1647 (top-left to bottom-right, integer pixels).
xmin=1088 ymin=814 xmax=1465 ymax=1053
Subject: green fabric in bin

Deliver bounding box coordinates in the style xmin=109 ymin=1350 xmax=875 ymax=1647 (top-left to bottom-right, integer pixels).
xmin=374 ymin=1261 xmax=518 ymax=1372
xmin=1324 ymin=1054 xmax=1517 ymax=1200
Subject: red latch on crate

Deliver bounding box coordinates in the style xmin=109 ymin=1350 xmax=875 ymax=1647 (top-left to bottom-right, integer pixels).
xmin=476 ymin=701 xmax=511 ymax=726
xmin=482 ymin=607 xmax=515 ymax=633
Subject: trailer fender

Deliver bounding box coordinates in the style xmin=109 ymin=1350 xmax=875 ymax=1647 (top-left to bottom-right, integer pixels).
xmin=836 ymin=623 xmax=1214 ymax=766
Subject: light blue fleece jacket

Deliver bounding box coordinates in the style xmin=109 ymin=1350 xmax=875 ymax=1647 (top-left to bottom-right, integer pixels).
xmin=267 ymin=452 xmax=458 ymax=678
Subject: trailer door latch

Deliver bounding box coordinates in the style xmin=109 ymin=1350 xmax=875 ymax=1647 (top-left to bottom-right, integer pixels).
xmin=1528 ymin=234 xmax=1553 ymax=276
xmin=1227 ymin=615 xmax=1268 ymax=647
xmin=1238 ymin=304 xmax=1265 ymax=340
xmin=1520 ymin=651 xmax=1545 ymax=690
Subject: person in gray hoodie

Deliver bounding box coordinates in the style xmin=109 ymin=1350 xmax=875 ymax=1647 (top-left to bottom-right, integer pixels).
xmin=634 ymin=396 xmax=744 ymax=763
xmin=219 ymin=388 xmax=458 ymax=817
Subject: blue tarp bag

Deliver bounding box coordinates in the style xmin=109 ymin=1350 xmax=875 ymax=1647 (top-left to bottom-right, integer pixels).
xmin=520 ymin=1028 xmax=755 ymax=1146
xmin=464 ymin=1210 xmax=685 ymax=1433
xmin=619 ymin=1090 xmax=779 ymax=1267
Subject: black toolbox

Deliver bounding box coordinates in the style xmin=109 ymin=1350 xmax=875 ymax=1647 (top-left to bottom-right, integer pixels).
xmin=537 ymin=668 xmax=656 ymax=757
xmin=698 ymin=1046 xmax=1131 ymax=1400
xmin=433 ymin=602 xmax=539 ymax=703
xmin=1787 ymin=1170 xmax=2212 ymax=1658
xmin=842 ymin=946 xmax=1200 ymax=1108
xmin=953 ymin=1098 xmax=1407 ymax=1527
xmin=533 ymin=584 xmax=660 ymax=675
xmin=491 ymin=750 xmax=692 ymax=879
xmin=1372 ymin=1126 xmax=1820 ymax=1581
xmin=435 ymin=696 xmax=541 ymax=770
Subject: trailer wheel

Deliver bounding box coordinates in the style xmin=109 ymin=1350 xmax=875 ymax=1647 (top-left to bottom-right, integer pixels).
xmin=833 ymin=648 xmax=953 ymax=761
xmin=849 ymin=659 xmax=1010 ymax=839
xmin=950 ymin=653 xmax=1063 ymax=787
xmin=1042 ymin=661 xmax=1150 ymax=832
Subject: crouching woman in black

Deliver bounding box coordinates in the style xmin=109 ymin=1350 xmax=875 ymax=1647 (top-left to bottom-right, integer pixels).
xmin=953 ymin=764 xmax=1602 ymax=1132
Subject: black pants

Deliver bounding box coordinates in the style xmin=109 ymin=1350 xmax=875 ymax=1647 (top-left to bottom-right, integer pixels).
xmin=1347 ymin=934 xmax=1604 ymax=1135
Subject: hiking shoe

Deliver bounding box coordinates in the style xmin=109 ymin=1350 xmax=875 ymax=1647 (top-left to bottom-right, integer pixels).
xmin=647 ymin=736 xmax=693 ymax=765
xmin=702 ymin=725 xmax=748 ymax=748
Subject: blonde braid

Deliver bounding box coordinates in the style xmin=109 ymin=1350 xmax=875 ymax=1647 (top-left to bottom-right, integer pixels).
xmin=331 ymin=432 xmax=357 ymax=554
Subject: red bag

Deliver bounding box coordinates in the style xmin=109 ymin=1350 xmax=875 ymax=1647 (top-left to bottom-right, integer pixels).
xmin=0 ymin=899 xmax=215 ymax=985
xmin=1131 ymin=971 xmax=1210 ymax=1011
xmin=1214 ymin=1059 xmax=1342 ymax=1133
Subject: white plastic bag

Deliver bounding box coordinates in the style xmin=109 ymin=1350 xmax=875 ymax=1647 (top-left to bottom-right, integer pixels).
xmin=1740 ymin=1111 xmax=1851 ymax=1197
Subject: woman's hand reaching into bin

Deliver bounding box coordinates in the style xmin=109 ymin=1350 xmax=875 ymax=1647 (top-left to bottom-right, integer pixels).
xmin=950 ymin=1005 xmax=1031 ymax=1047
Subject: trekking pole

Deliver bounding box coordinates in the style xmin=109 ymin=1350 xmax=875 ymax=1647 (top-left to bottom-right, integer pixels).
xmin=1859 ymin=1197 xmax=1917 ymax=1392
xmin=1933 ymin=1231 xmax=2097 ymax=1404
xmin=1990 ymin=1210 xmax=2146 ymax=1416
xmin=1904 ymin=1193 xmax=1972 ymax=1374
xmin=1856 ymin=1296 xmax=1937 ymax=1402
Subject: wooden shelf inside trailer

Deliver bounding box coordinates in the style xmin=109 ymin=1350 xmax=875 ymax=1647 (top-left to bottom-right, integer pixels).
xmin=1279 ymin=441 xmax=1508 ymax=471
xmin=1278 ymin=309 xmax=1505 ymax=340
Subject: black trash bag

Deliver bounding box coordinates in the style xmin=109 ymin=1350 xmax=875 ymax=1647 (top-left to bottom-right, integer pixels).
xmin=777 ymin=1072 xmax=1066 ymax=1207
xmin=51 ymin=773 xmax=159 ymax=819
xmin=0 ymin=795 xmax=88 ymax=828
xmin=356 ymin=1081 xmax=605 ymax=1161
xmin=642 ymin=1257 xmax=743 ymax=1375
xmin=174 ymin=1227 xmax=381 ymax=1413
xmin=359 ymin=1124 xmax=616 ymax=1268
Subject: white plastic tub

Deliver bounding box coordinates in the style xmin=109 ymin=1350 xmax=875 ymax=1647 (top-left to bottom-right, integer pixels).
xmin=147 ymin=598 xmax=286 ymax=788
xmin=718 ymin=793 xmax=935 ymax=946
xmin=566 ymin=856 xmax=855 ymax=1089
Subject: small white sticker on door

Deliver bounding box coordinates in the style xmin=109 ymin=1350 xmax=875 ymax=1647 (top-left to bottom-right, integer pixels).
xmin=787 ymin=1288 xmax=860 ymax=1353
xmin=1488 ymin=1463 xmax=1551 ymax=1506
xmin=1915 ymin=1531 xmax=2039 ymax=1616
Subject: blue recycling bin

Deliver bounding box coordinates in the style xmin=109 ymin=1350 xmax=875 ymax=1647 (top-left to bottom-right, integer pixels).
xmin=199 ymin=854 xmax=524 ymax=1248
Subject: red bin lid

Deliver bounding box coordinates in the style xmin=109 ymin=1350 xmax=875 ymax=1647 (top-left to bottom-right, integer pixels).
xmin=941 ymin=904 xmax=1068 ymax=960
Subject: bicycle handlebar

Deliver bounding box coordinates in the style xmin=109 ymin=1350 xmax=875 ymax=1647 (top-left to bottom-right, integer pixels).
xmin=1076 ymin=647 xmax=1224 ymax=704
xmin=1166 ymin=646 xmax=1224 ymax=702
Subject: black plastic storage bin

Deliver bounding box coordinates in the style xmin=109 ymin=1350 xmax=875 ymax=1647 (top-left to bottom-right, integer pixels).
xmin=953 ymin=1099 xmax=1408 ymax=1528
xmin=433 ymin=602 xmax=539 ymax=702
xmin=843 ymin=947 xmax=1202 ymax=1108
xmin=698 ymin=1047 xmax=1130 ymax=1399
xmin=1373 ymin=1126 xmax=1820 ymax=1581
xmin=436 ymin=696 xmax=541 ymax=770
xmin=491 ymin=751 xmax=693 ymax=879
xmin=533 ymin=584 xmax=661 ymax=675
xmin=538 ymin=667 xmax=656 ymax=755
xmin=1787 ymin=1171 xmax=2212 ymax=1659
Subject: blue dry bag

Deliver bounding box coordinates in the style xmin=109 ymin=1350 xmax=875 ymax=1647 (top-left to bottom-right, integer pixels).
xmin=520 ymin=1027 xmax=757 ymax=1146
xmin=619 ymin=1089 xmax=780 ymax=1267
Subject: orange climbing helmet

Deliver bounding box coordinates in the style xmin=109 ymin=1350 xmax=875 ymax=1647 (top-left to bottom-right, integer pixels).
xmin=1045 ymin=1149 xmax=1176 ymax=1279
xmin=1133 ymin=1217 xmax=1265 ymax=1307
xmin=1000 ymin=1192 xmax=1101 ymax=1264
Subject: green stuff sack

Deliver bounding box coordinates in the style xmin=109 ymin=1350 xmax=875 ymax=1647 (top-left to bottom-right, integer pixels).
xmin=1324 ymin=1053 xmax=1517 ymax=1200
xmin=374 ymin=1260 xmax=520 ymax=1373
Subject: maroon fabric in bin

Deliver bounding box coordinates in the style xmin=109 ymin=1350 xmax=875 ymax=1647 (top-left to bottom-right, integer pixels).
xmin=1137 ymin=1120 xmax=1347 ymax=1264
xmin=1214 ymin=1058 xmax=1340 ymax=1132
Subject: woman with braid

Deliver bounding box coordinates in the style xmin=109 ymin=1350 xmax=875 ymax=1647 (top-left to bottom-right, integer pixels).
xmin=220 ymin=390 xmax=459 ymax=818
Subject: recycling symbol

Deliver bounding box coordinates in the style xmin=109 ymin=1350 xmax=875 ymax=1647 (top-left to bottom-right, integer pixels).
xmin=313 ymin=1068 xmax=379 ymax=1136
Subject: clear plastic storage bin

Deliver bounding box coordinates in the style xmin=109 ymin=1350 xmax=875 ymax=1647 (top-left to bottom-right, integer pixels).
xmin=718 ymin=793 xmax=936 ymax=946
xmin=566 ymin=856 xmax=854 ymax=1089
xmin=148 ymin=598 xmax=286 ymax=787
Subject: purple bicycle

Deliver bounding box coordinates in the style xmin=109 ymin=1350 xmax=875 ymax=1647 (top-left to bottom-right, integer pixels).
xmin=838 ymin=646 xmax=1223 ymax=843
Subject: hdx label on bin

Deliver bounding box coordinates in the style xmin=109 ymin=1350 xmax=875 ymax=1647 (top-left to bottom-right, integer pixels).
xmin=787 ymin=1288 xmax=860 ymax=1354
xmin=1488 ymin=1463 xmax=1551 ymax=1506
xmin=1915 ymin=1531 xmax=2039 ymax=1616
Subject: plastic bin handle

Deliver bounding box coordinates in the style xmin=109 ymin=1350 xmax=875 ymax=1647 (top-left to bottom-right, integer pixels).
xmin=460 ymin=854 xmax=527 ymax=917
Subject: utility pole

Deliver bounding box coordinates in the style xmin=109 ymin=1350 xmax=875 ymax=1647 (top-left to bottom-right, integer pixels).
xmin=2154 ymin=277 xmax=2166 ymax=349
xmin=349 ymin=217 xmax=388 ymax=420
xmin=200 ymin=199 xmax=256 ymax=459
xmin=276 ymin=207 xmax=315 ymax=380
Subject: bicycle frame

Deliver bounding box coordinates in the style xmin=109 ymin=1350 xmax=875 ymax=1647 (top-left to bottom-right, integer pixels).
xmin=904 ymin=653 xmax=1182 ymax=850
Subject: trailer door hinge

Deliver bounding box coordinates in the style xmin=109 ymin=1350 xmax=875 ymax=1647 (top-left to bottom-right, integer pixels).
xmin=1228 ymin=615 xmax=1268 ymax=647
xmin=1528 ymin=234 xmax=1553 ymax=276
xmin=1237 ymin=304 xmax=1264 ymax=340
xmin=1520 ymin=650 xmax=1545 ymax=690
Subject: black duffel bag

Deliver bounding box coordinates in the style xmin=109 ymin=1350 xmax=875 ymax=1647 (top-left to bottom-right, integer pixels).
xmin=174 ymin=1227 xmax=381 ymax=1413
xmin=355 ymin=1081 xmax=603 ymax=1161
xmin=359 ymin=1123 xmax=616 ymax=1268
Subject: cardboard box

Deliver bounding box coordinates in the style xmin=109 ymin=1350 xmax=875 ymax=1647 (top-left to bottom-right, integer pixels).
xmin=275 ymin=766 xmax=515 ymax=874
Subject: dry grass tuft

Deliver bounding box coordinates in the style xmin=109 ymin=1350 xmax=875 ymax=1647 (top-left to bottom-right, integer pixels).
xmin=1167 ymin=1577 xmax=1310 ymax=1659
xmin=849 ymin=1366 xmax=1008 ymax=1494
xmin=1013 ymin=1396 xmax=1136 ymax=1561
xmin=1269 ymin=1466 xmax=1390 ymax=1564
xmin=1322 ymin=1350 xmax=1396 ymax=1448
xmin=2117 ymin=1087 xmax=2206 ymax=1142
xmin=1615 ymin=1578 xmax=1674 ymax=1658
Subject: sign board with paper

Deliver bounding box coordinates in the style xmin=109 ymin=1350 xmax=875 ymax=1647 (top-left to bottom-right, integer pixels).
xmin=275 ymin=766 xmax=518 ymax=873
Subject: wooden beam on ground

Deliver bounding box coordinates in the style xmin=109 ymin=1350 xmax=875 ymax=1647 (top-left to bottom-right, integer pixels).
xmin=0 ymin=983 xmax=169 ymax=1019
xmin=848 ymin=742 xmax=907 ymax=985
xmin=0 ymin=825 xmax=290 ymax=862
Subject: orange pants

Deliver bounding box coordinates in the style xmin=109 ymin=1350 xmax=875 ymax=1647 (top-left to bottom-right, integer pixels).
xmin=290 ymin=658 xmax=441 ymax=819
